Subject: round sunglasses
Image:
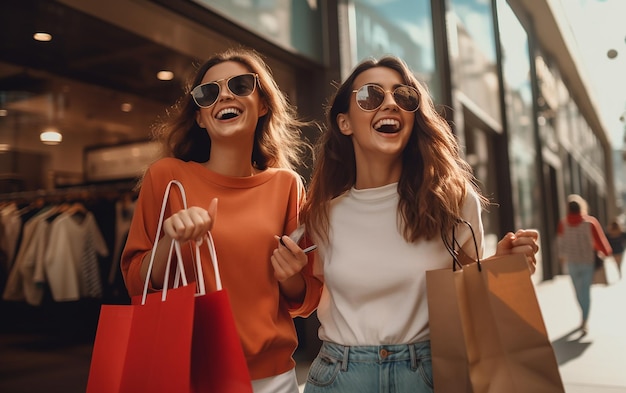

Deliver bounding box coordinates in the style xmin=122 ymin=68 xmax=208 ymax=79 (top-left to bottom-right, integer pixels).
xmin=191 ymin=73 xmax=258 ymax=108
xmin=352 ymin=83 xmax=420 ymax=112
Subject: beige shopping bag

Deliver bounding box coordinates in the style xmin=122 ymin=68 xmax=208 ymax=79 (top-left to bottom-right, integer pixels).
xmin=427 ymin=223 xmax=565 ymax=392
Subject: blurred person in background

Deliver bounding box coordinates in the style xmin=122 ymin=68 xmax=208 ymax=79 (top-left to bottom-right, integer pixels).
xmin=606 ymin=219 xmax=626 ymax=278
xmin=557 ymin=194 xmax=612 ymax=335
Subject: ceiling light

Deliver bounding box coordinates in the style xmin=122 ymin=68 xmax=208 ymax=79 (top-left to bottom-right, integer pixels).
xmin=33 ymin=32 xmax=52 ymax=42
xmin=157 ymin=70 xmax=174 ymax=81
xmin=40 ymin=129 xmax=63 ymax=145
xmin=121 ymin=102 xmax=133 ymax=112
xmin=0 ymin=109 xmax=7 ymax=117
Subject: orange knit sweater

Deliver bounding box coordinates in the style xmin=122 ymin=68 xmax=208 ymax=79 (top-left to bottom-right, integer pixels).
xmin=121 ymin=158 xmax=322 ymax=380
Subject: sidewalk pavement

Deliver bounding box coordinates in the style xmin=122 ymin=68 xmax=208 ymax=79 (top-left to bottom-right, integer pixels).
xmin=535 ymin=258 xmax=626 ymax=393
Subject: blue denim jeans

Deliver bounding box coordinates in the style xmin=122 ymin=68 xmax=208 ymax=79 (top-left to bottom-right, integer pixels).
xmin=567 ymin=262 xmax=595 ymax=322
xmin=303 ymin=341 xmax=433 ymax=393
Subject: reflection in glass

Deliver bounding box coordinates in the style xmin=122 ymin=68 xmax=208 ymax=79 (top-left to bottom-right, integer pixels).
xmin=448 ymin=0 xmax=500 ymax=124
xmin=191 ymin=0 xmax=323 ymax=61
xmin=496 ymin=0 xmax=540 ymax=230
xmin=340 ymin=0 xmax=437 ymax=100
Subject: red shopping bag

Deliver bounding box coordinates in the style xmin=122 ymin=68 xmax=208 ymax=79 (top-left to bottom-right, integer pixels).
xmin=86 ymin=304 xmax=134 ymax=392
xmin=88 ymin=180 xmax=253 ymax=392
xmin=86 ymin=283 xmax=196 ymax=393
xmin=187 ymin=231 xmax=253 ymax=393
xmin=87 ymin=180 xmax=197 ymax=393
xmin=191 ymin=290 xmax=253 ymax=392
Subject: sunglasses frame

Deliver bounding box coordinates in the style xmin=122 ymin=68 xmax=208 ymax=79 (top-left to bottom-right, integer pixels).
xmin=191 ymin=73 xmax=259 ymax=108
xmin=352 ymin=83 xmax=420 ymax=112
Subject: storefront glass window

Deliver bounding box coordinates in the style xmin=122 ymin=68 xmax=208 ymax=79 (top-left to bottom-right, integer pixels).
xmin=448 ymin=0 xmax=501 ymax=125
xmin=496 ymin=0 xmax=540 ymax=229
xmin=191 ymin=0 xmax=323 ymax=62
xmin=339 ymin=0 xmax=437 ymax=101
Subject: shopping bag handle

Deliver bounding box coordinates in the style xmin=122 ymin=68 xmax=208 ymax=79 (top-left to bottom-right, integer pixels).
xmin=172 ymin=230 xmax=222 ymax=294
xmin=141 ymin=180 xmax=191 ymax=305
xmin=441 ymin=218 xmax=481 ymax=272
xmin=201 ymin=231 xmax=222 ymax=291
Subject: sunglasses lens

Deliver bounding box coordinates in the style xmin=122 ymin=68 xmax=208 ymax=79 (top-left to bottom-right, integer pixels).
xmin=227 ymin=74 xmax=256 ymax=97
xmin=191 ymin=82 xmax=220 ymax=107
xmin=393 ymin=86 xmax=419 ymax=112
xmin=355 ymin=84 xmax=385 ymax=111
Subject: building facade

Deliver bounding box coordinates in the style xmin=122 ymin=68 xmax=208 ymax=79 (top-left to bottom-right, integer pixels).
xmin=0 ymin=0 xmax=619 ymax=357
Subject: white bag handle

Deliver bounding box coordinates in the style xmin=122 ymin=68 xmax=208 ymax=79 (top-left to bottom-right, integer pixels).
xmin=173 ymin=229 xmax=223 ymax=294
xmin=202 ymin=231 xmax=223 ymax=291
xmin=141 ymin=180 xmax=200 ymax=304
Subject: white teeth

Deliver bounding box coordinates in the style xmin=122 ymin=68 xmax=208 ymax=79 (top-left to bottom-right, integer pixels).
xmin=216 ymin=107 xmax=242 ymax=119
xmin=373 ymin=118 xmax=400 ymax=130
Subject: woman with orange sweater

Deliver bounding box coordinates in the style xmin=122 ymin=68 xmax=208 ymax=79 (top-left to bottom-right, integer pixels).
xmin=121 ymin=48 xmax=322 ymax=393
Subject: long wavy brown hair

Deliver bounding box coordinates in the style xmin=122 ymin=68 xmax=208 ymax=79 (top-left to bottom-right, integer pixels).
xmin=301 ymin=56 xmax=487 ymax=243
xmin=151 ymin=47 xmax=308 ymax=171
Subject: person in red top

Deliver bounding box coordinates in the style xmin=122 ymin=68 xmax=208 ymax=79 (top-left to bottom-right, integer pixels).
xmin=557 ymin=194 xmax=612 ymax=334
xmin=121 ymin=48 xmax=322 ymax=392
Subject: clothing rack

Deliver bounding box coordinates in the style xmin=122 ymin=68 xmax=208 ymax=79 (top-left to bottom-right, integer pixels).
xmin=0 ymin=180 xmax=138 ymax=204
xmin=1 ymin=181 xmax=136 ymax=307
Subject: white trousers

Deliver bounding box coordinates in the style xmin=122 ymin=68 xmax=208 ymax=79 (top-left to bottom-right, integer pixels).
xmin=252 ymin=368 xmax=300 ymax=393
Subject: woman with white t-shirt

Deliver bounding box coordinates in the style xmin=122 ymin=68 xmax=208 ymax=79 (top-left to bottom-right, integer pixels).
xmin=300 ymin=55 xmax=539 ymax=392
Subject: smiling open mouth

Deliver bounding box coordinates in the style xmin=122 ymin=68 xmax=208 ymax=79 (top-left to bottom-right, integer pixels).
xmin=374 ymin=118 xmax=400 ymax=133
xmin=216 ymin=107 xmax=241 ymax=120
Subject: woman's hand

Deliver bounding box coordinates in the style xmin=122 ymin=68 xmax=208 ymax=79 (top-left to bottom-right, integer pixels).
xmin=163 ymin=198 xmax=218 ymax=244
xmin=271 ymin=235 xmax=308 ymax=282
xmin=495 ymin=229 xmax=539 ymax=274
xmin=271 ymin=235 xmax=309 ymax=302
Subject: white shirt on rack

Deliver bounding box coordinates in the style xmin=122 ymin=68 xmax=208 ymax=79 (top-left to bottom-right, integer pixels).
xmin=44 ymin=211 xmax=108 ymax=302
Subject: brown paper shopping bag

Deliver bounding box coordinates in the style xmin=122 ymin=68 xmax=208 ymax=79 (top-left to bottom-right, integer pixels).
xmin=427 ymin=263 xmax=474 ymax=392
xmin=427 ymin=221 xmax=565 ymax=393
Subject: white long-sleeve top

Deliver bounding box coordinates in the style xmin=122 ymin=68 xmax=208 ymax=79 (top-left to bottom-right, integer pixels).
xmin=44 ymin=211 xmax=109 ymax=301
xmin=313 ymin=182 xmax=484 ymax=346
